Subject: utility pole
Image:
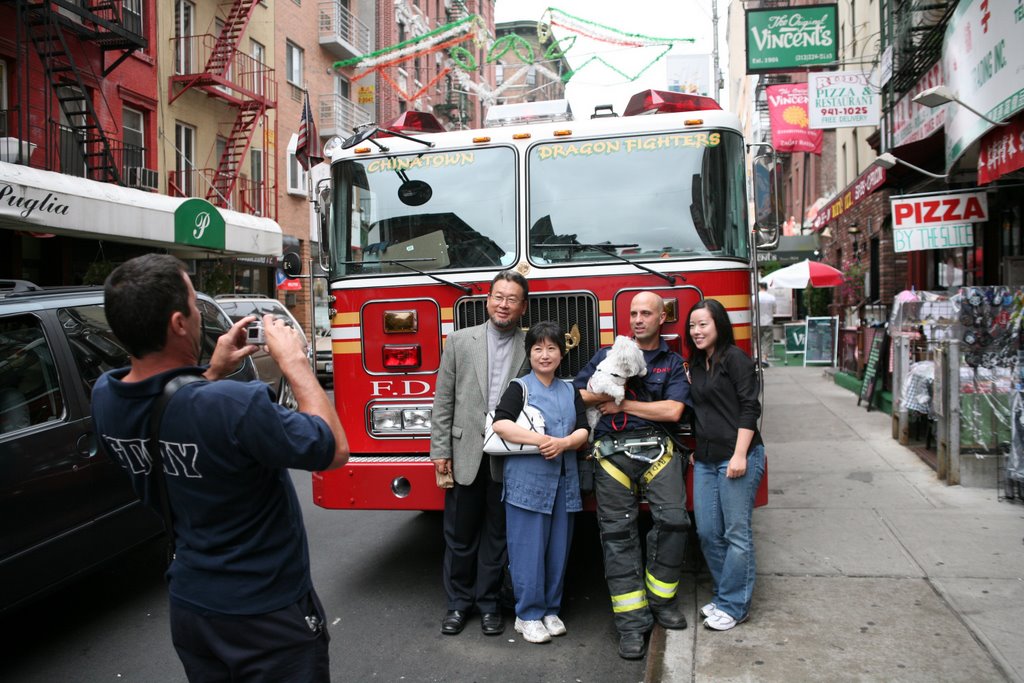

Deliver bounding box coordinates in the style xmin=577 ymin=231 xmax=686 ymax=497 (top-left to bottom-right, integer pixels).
xmin=711 ymin=0 xmax=723 ymax=101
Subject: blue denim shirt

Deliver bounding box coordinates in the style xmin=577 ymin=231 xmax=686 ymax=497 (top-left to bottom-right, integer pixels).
xmin=499 ymin=373 xmax=583 ymax=514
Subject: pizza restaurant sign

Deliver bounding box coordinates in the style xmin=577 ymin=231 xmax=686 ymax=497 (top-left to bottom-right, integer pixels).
xmin=890 ymin=191 xmax=988 ymax=253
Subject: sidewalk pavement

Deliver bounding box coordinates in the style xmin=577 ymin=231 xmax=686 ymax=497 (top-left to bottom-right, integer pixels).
xmin=647 ymin=365 xmax=1024 ymax=683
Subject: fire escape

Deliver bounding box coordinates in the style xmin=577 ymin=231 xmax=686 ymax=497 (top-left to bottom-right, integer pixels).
xmin=12 ymin=0 xmax=147 ymax=184
xmin=879 ymin=0 xmax=956 ymax=150
xmin=168 ymin=0 xmax=276 ymax=217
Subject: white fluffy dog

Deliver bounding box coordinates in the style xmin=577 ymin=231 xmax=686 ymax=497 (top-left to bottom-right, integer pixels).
xmin=586 ymin=335 xmax=647 ymax=429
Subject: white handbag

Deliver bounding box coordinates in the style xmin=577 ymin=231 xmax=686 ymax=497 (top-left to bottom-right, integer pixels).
xmin=483 ymin=379 xmax=545 ymax=454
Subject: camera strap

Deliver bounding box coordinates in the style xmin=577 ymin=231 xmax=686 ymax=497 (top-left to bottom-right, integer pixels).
xmin=148 ymin=374 xmax=204 ymax=565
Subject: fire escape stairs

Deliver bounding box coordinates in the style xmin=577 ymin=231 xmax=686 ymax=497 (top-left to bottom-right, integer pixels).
xmin=205 ymin=0 xmax=259 ymax=77
xmin=207 ymin=100 xmax=266 ymax=207
xmin=21 ymin=0 xmax=147 ymax=76
xmin=171 ymin=0 xmax=260 ymax=99
xmin=23 ymin=3 xmax=120 ymax=184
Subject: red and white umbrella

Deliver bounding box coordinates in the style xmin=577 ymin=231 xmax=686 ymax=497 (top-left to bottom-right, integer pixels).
xmin=760 ymin=259 xmax=844 ymax=289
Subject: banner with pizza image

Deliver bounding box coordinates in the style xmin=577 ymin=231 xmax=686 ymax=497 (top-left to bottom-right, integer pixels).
xmin=767 ymin=83 xmax=823 ymax=155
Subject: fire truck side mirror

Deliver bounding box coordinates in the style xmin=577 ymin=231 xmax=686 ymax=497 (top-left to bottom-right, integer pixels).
xmin=752 ymin=154 xmax=781 ymax=251
xmin=315 ymin=180 xmax=332 ymax=271
xmin=281 ymin=252 xmax=303 ymax=277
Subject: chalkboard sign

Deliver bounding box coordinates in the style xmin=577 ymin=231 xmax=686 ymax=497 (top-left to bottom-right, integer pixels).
xmin=784 ymin=323 xmax=806 ymax=356
xmin=858 ymin=328 xmax=886 ymax=411
xmin=804 ymin=316 xmax=838 ymax=366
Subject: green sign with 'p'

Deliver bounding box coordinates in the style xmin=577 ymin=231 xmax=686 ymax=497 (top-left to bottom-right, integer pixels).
xmin=174 ymin=198 xmax=225 ymax=250
xmin=746 ymin=4 xmax=838 ymax=74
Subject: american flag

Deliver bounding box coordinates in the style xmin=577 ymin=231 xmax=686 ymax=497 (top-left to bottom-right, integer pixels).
xmin=296 ymin=90 xmax=322 ymax=171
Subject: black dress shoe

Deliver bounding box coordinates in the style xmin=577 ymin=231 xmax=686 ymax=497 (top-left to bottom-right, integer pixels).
xmin=652 ymin=603 xmax=688 ymax=629
xmin=618 ymin=632 xmax=647 ymax=660
xmin=480 ymin=612 xmax=505 ymax=635
xmin=441 ymin=610 xmax=467 ymax=635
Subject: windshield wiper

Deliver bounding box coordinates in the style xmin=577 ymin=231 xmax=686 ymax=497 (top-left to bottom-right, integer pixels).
xmin=538 ymin=243 xmax=682 ymax=285
xmin=338 ymin=258 xmax=473 ymax=294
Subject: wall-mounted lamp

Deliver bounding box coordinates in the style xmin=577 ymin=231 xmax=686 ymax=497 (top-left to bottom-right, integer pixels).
xmin=873 ymin=152 xmax=949 ymax=180
xmin=847 ymin=221 xmax=861 ymax=235
xmin=913 ymin=85 xmax=1009 ymax=127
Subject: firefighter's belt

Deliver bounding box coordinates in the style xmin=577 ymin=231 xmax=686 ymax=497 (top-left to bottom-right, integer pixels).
xmin=593 ymin=432 xmax=674 ymax=492
xmin=594 ymin=429 xmax=668 ymax=463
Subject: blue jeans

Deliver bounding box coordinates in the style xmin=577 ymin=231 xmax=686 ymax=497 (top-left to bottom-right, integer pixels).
xmin=693 ymin=444 xmax=766 ymax=621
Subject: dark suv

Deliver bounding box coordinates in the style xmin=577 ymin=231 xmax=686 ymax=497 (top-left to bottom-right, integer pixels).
xmin=0 ymin=280 xmax=257 ymax=612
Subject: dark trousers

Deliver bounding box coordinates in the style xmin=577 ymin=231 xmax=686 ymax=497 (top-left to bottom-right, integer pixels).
xmin=442 ymin=457 xmax=507 ymax=613
xmin=595 ymin=452 xmax=689 ymax=635
xmin=169 ymin=589 xmax=330 ymax=683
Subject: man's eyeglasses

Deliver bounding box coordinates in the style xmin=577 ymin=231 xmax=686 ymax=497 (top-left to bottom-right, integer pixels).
xmin=490 ymin=294 xmax=522 ymax=306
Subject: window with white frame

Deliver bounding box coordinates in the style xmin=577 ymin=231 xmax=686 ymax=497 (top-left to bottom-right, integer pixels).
xmin=174 ymin=122 xmax=196 ymax=196
xmin=174 ymin=0 xmax=195 ymax=75
xmin=285 ymin=41 xmax=303 ymax=86
xmin=122 ymin=106 xmax=144 ymax=172
xmin=122 ymin=0 xmax=143 ymax=36
xmin=287 ymin=135 xmax=308 ymax=195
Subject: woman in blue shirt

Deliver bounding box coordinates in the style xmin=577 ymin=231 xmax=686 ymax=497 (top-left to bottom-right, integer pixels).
xmin=491 ymin=321 xmax=589 ymax=644
xmin=686 ymin=299 xmax=766 ymax=632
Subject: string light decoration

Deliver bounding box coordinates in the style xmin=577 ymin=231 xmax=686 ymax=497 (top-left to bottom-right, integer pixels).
xmin=331 ymin=8 xmax=694 ymax=106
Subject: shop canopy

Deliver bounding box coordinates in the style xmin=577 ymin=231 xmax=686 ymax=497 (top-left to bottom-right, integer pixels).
xmin=0 ymin=161 xmax=282 ymax=257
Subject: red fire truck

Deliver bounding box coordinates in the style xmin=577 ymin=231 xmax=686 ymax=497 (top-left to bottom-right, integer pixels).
xmin=308 ymin=89 xmax=778 ymax=511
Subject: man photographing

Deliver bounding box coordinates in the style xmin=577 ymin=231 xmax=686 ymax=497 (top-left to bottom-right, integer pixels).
xmin=92 ymin=254 xmax=348 ymax=682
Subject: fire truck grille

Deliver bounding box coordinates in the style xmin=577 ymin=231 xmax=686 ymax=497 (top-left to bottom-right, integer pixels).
xmin=454 ymin=293 xmax=600 ymax=378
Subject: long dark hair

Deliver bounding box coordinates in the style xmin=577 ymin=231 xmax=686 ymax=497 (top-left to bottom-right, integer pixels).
xmin=685 ymin=298 xmax=735 ymax=366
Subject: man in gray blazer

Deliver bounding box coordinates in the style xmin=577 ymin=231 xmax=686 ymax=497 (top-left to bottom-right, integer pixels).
xmin=430 ymin=270 xmax=529 ymax=636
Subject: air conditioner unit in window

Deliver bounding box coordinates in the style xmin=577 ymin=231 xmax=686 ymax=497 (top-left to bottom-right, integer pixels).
xmin=125 ymin=167 xmax=158 ymax=191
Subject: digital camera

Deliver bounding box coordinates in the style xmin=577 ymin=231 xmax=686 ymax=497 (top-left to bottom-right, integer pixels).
xmin=245 ymin=320 xmax=265 ymax=346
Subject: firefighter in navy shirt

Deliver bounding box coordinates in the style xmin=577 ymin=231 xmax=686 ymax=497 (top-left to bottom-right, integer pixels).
xmin=573 ymin=291 xmax=690 ymax=660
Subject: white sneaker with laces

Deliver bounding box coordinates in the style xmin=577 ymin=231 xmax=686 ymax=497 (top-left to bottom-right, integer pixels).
xmin=700 ymin=602 xmax=717 ymax=618
xmin=703 ymin=608 xmax=748 ymax=631
xmin=515 ymin=617 xmax=552 ymax=643
xmin=542 ymin=615 xmax=567 ymax=636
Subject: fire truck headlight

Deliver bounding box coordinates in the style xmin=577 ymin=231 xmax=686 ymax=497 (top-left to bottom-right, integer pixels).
xmin=371 ymin=407 xmax=403 ymax=431
xmin=402 ymin=408 xmax=431 ymax=431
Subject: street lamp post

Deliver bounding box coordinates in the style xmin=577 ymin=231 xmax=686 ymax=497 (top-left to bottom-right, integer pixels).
xmin=912 ymin=85 xmax=1010 ymax=127
xmin=873 ymin=152 xmax=949 ymax=180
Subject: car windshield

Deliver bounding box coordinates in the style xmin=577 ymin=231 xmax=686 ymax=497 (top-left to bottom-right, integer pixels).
xmin=527 ymin=130 xmax=749 ymax=264
xmin=330 ymin=147 xmax=517 ymax=276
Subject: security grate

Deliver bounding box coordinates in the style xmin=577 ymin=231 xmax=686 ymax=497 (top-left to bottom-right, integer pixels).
xmin=454 ymin=293 xmax=600 ymax=378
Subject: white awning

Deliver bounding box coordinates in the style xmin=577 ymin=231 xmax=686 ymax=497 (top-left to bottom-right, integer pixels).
xmin=0 ymin=161 xmax=282 ymax=257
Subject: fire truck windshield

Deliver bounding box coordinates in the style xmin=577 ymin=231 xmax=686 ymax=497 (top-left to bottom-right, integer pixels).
xmin=330 ymin=147 xmax=516 ymax=276
xmin=528 ymin=130 xmax=749 ymax=264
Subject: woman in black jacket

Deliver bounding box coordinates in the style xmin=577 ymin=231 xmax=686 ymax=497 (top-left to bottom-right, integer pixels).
xmin=685 ymin=298 xmax=766 ymax=631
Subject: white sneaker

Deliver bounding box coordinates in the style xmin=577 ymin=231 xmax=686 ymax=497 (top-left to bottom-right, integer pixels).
xmin=515 ymin=617 xmax=552 ymax=643
xmin=700 ymin=602 xmax=717 ymax=618
xmin=703 ymin=608 xmax=748 ymax=631
xmin=542 ymin=614 xmax=567 ymax=636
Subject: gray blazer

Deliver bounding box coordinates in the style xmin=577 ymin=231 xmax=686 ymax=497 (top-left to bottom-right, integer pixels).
xmin=429 ymin=322 xmax=527 ymax=486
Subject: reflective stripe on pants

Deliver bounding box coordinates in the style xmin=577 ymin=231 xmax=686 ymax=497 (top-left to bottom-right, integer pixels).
xmin=594 ymin=449 xmax=689 ymax=635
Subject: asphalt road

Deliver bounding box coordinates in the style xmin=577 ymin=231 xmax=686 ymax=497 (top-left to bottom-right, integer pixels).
xmin=2 ymin=474 xmax=648 ymax=683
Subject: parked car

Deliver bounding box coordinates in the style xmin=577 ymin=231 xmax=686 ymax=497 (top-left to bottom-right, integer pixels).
xmin=0 ymin=280 xmax=257 ymax=613
xmin=214 ymin=294 xmax=317 ymax=389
